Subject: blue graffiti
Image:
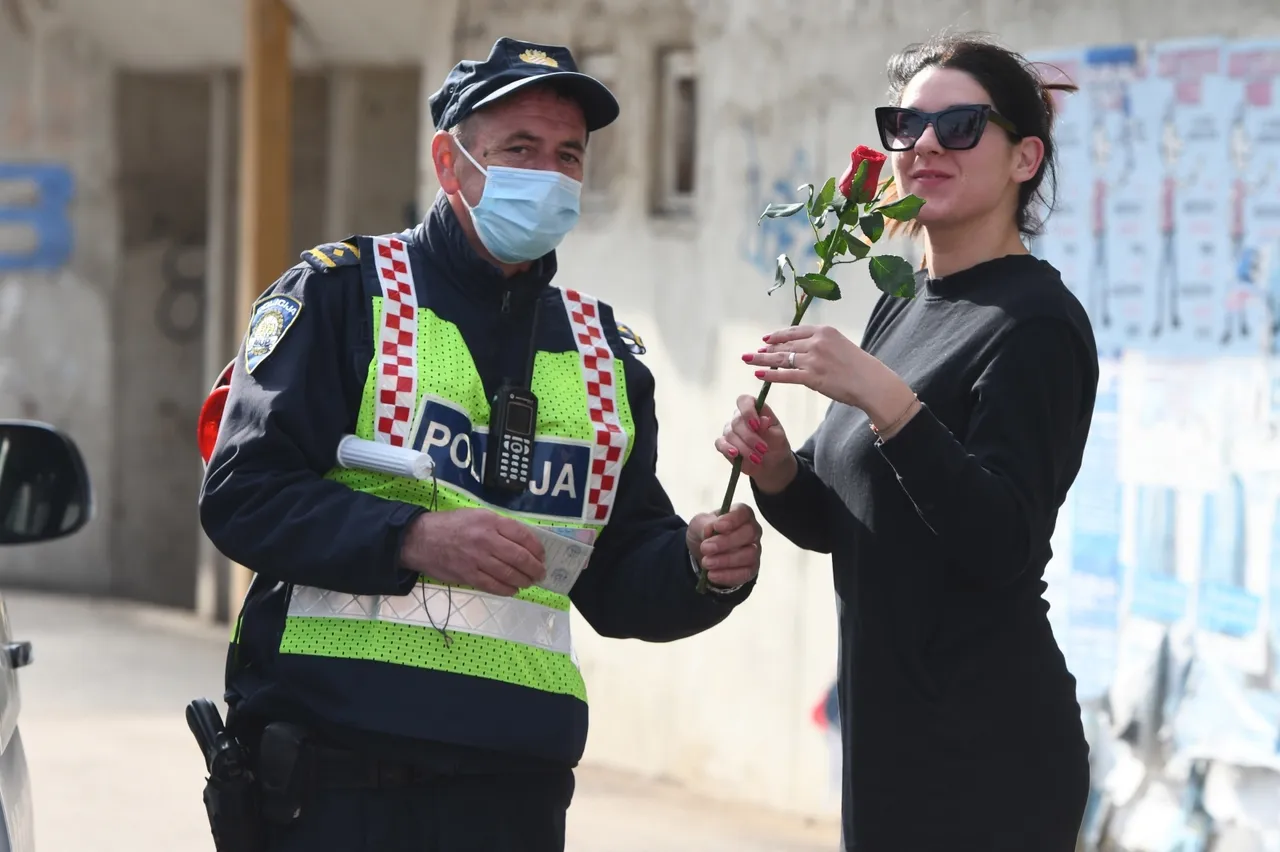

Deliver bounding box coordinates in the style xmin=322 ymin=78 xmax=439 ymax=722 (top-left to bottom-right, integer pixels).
xmin=0 ymin=163 xmax=74 ymax=272
xmin=739 ymin=121 xmax=817 ymax=278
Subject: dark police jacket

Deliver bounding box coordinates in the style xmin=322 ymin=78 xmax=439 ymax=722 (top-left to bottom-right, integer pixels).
xmin=198 ymin=194 xmax=753 ymax=771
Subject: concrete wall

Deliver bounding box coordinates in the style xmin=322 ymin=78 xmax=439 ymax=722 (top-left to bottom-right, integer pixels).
xmin=326 ymin=67 xmax=421 ymax=238
xmin=113 ymin=73 xmax=215 ymax=608
xmin=0 ymin=11 xmax=117 ymax=593
xmin=0 ymin=51 xmax=414 ymax=609
xmin=425 ymin=0 xmax=1280 ymax=820
xmin=110 ymin=71 xmax=335 ymax=609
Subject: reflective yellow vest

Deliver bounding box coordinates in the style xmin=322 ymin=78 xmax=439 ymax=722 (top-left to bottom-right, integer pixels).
xmin=273 ymin=234 xmax=636 ymax=725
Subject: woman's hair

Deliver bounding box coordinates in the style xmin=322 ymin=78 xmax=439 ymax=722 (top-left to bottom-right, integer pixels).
xmin=878 ymin=32 xmax=1078 ymax=239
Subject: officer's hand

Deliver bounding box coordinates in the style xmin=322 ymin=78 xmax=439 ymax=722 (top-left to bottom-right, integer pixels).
xmin=686 ymin=503 xmax=762 ymax=590
xmin=400 ymin=509 xmax=546 ymax=596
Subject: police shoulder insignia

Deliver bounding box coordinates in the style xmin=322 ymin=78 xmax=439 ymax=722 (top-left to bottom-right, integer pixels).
xmin=300 ymin=239 xmax=360 ymax=273
xmin=244 ymin=294 xmax=302 ymax=374
xmin=615 ymin=321 xmax=646 ymax=356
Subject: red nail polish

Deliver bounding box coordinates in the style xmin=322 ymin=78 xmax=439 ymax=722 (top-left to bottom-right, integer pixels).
xmin=749 ymin=419 xmax=760 ymax=431
xmin=754 ymin=370 xmax=765 ymax=379
xmin=727 ymin=447 xmax=738 ymax=457
xmin=750 ymin=453 xmax=763 ymax=465
xmin=762 ymin=334 xmax=772 ymax=342
xmin=757 ymin=346 xmax=768 ymax=353
xmin=756 ymin=442 xmax=768 ymax=453
xmin=741 ymin=353 xmax=754 ymax=363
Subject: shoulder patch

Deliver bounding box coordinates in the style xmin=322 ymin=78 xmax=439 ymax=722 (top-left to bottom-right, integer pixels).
xmin=244 ymin=294 xmax=302 ymax=374
xmin=301 ymin=240 xmax=360 ymax=273
xmin=615 ymin=322 xmax=646 ymax=356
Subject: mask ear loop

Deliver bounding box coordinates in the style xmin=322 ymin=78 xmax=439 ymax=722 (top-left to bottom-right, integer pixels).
xmin=453 ymin=139 xmax=490 ymax=214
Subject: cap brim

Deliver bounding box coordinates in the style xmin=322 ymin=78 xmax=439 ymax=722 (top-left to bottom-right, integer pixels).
xmin=471 ymin=72 xmax=620 ymax=132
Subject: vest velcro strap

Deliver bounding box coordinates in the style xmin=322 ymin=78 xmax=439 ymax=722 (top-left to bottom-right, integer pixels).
xmin=288 ymin=584 xmax=574 ymax=656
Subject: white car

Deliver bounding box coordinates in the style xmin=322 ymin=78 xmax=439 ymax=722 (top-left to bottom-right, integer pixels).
xmin=0 ymin=421 xmax=93 ymax=852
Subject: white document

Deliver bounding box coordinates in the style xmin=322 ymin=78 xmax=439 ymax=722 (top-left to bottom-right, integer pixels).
xmin=528 ymin=525 xmax=595 ymax=595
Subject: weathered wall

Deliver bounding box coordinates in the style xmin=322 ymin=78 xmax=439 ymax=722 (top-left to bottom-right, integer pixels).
xmin=326 ymin=67 xmax=421 ymax=238
xmin=425 ymin=0 xmax=1280 ymax=820
xmin=113 ymin=73 xmax=214 ymax=608
xmin=112 ymin=70 xmax=337 ymax=609
xmin=0 ymin=11 xmax=117 ymax=592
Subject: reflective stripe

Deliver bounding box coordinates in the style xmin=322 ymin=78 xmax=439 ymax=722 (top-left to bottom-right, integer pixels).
xmin=371 ymin=236 xmax=419 ymax=447
xmin=287 ymin=585 xmax=574 ymax=656
xmin=561 ymin=289 xmax=629 ymax=523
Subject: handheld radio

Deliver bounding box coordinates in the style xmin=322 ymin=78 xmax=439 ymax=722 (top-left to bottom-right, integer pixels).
xmin=484 ymin=299 xmax=541 ymax=493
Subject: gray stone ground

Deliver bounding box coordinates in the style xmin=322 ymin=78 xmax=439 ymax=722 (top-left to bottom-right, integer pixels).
xmin=5 ymin=590 xmax=839 ymax=851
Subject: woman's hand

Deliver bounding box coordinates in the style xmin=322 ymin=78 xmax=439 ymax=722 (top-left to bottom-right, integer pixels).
xmin=714 ymin=395 xmax=798 ymax=495
xmin=743 ymin=325 xmax=920 ymax=436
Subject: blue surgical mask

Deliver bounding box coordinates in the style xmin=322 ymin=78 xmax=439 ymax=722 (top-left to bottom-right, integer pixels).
xmin=455 ymin=142 xmax=583 ymax=264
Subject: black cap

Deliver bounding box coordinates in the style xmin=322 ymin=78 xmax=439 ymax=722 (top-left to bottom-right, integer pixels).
xmin=429 ymin=38 xmax=620 ymax=134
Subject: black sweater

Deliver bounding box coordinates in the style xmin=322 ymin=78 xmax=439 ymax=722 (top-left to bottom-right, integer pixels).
xmin=754 ymin=254 xmax=1099 ymax=850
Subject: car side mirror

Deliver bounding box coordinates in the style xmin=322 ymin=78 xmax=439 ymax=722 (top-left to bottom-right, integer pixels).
xmin=0 ymin=421 xmax=93 ymax=545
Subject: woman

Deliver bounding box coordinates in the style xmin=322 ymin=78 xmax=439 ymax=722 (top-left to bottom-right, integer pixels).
xmin=716 ymin=35 xmax=1097 ymax=850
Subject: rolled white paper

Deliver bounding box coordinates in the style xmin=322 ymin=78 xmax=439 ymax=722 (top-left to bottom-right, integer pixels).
xmin=336 ymin=434 xmax=435 ymax=480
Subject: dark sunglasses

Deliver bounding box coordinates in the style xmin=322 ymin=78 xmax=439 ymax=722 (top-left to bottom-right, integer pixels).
xmin=874 ymin=104 xmax=1021 ymax=151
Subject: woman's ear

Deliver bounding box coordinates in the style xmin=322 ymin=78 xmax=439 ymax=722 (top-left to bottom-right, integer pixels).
xmin=1012 ymin=136 xmax=1046 ymax=185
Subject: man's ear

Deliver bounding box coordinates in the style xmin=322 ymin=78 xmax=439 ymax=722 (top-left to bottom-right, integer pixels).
xmin=432 ymin=130 xmax=461 ymax=194
xmin=1013 ymin=135 xmax=1045 ymax=184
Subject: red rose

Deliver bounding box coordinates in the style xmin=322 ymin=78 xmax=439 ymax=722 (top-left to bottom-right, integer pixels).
xmin=838 ymin=145 xmax=887 ymax=203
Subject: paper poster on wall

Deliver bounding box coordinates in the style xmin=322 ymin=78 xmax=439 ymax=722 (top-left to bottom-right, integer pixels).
xmin=1226 ymin=361 xmax=1280 ymax=475
xmin=1197 ymin=475 xmax=1262 ymax=638
xmin=1129 ymin=484 xmax=1190 ymax=624
xmin=1270 ymin=497 xmax=1280 ymax=690
xmin=1084 ymin=44 xmax=1147 ymax=354
xmin=1221 ymin=40 xmax=1280 ymax=355
xmin=1140 ymin=38 xmax=1232 ymax=356
xmin=1028 ymin=49 xmax=1096 ymax=343
xmin=1116 ymin=352 xmax=1229 ymax=489
xmin=1064 ymin=359 xmax=1123 ymax=700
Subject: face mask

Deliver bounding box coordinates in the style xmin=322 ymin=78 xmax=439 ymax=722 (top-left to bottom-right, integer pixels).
xmin=455 ymin=141 xmax=583 ymax=264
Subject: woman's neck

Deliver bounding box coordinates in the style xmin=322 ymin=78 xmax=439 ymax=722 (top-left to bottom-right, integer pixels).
xmin=922 ymin=211 xmax=1029 ymax=279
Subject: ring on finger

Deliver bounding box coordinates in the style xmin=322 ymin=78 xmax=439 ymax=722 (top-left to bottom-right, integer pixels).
xmin=787 ymin=351 xmax=796 ymax=369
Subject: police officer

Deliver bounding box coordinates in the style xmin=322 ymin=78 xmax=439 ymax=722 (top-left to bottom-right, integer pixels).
xmin=198 ymin=36 xmax=764 ymax=852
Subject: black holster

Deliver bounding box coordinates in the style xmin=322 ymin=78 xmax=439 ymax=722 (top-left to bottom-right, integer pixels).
xmin=187 ymin=698 xmax=267 ymax=852
xmin=256 ymin=721 xmax=313 ymax=825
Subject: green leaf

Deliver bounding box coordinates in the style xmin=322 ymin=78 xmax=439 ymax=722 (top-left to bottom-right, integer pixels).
xmin=847 ymin=160 xmax=869 ymax=205
xmin=759 ymin=202 xmax=807 ymax=222
xmin=873 ymin=175 xmax=895 ymax=203
xmin=798 ymin=183 xmax=815 ymax=206
xmin=797 ymin=273 xmax=842 ymax=301
xmin=769 ymin=253 xmax=794 ymax=295
xmin=859 ymin=212 xmax=885 ymax=243
xmin=875 ymin=193 xmax=926 ymax=221
xmin=843 ymin=229 xmax=869 ymax=259
xmin=810 ymin=177 xmax=837 ymax=217
xmin=868 ymin=255 xmax=917 ymax=298
xmin=814 ymin=230 xmax=849 ymax=261
xmin=838 ymin=200 xmax=863 ymax=227
xmin=829 ymin=192 xmax=850 ymax=217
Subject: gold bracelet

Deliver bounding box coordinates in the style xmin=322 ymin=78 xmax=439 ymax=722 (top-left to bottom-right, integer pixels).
xmin=870 ymin=393 xmax=919 ymax=436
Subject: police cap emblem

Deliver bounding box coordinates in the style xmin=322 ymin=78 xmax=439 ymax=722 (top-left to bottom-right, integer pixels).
xmin=245 ymin=294 xmax=302 ymax=374
xmin=519 ymin=49 xmax=559 ymax=68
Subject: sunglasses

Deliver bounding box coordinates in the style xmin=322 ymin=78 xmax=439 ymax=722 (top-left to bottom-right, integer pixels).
xmin=874 ymin=104 xmax=1021 ymax=151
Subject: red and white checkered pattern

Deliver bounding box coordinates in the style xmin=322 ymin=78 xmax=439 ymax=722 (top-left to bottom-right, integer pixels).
xmin=372 ymin=237 xmax=419 ymax=447
xmin=561 ymin=289 xmax=629 ymax=523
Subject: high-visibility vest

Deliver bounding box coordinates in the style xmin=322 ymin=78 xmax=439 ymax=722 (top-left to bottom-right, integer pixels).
xmin=259 ymin=234 xmax=636 ymax=763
